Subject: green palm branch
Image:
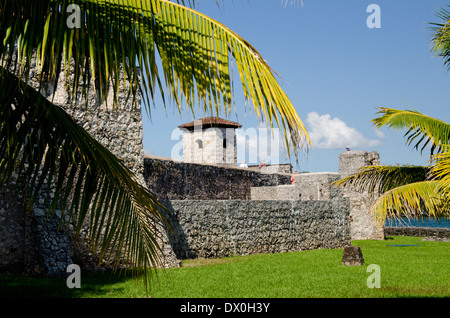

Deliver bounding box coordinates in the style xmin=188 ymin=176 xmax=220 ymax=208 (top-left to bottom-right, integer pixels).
xmin=372 ymin=107 xmax=450 ymax=155
xmin=335 ymin=107 xmax=450 ymax=224
xmin=1 ymin=0 xmax=310 ymax=281
xmin=0 ymin=0 xmax=310 ymax=151
xmin=369 ymin=180 xmax=449 ymax=226
xmin=431 ymin=146 xmax=450 ymax=195
xmin=336 ymin=107 xmax=450 ymax=223
xmin=430 ymin=5 xmax=450 ymax=71
xmin=333 ymin=165 xmax=430 ymax=194
xmin=0 ymin=67 xmax=169 ymax=283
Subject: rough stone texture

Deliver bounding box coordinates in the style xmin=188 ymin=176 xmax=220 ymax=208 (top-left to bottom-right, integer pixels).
xmin=249 ymin=151 xmax=385 ymax=240
xmin=250 ymin=173 xmax=342 ymax=201
xmin=163 ymin=198 xmax=351 ymax=260
xmin=27 ymin=208 xmax=73 ymax=276
xmin=39 ymin=66 xmax=145 ymax=178
xmin=341 ymin=246 xmax=364 ymax=266
xmin=0 ymin=52 xmax=179 ymax=275
xmin=385 ymin=227 xmax=450 ymax=239
xmin=0 ymin=180 xmax=27 ymax=274
xmin=247 ymin=164 xmax=293 ymax=174
xmin=44 ymin=70 xmax=180 ymax=271
xmin=338 ymin=150 xmax=380 ymax=179
xmin=251 ymin=184 xmax=299 ymax=200
xmin=339 ymin=151 xmax=384 ymax=240
xmin=0 ymin=49 xmax=375 ymax=274
xmin=0 ymin=178 xmax=72 ymax=277
xmin=143 ymin=155 xmax=291 ymax=200
xmin=295 ymin=172 xmax=342 ymax=201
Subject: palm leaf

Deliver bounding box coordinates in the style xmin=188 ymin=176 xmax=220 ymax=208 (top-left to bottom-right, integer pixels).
xmin=430 ymin=5 xmax=450 ymax=70
xmin=372 ymin=107 xmax=450 ymax=155
xmin=333 ymin=165 xmax=430 ymax=194
xmin=0 ymin=67 xmax=170 ymax=283
xmin=431 ymin=145 xmax=450 ymax=194
xmin=369 ymin=180 xmax=449 ymax=226
xmin=0 ymin=0 xmax=310 ymax=155
xmin=0 ymin=0 xmax=310 ymax=283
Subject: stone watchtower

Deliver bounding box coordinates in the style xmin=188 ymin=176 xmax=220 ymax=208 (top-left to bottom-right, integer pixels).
xmin=339 ymin=150 xmax=384 ymax=240
xmin=178 ymin=117 xmax=241 ymax=166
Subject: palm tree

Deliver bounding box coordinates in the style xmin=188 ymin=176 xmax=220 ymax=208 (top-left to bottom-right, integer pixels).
xmin=335 ymin=6 xmax=450 ymax=227
xmin=0 ymin=0 xmax=310 ymax=283
xmin=334 ymin=108 xmax=450 ymax=225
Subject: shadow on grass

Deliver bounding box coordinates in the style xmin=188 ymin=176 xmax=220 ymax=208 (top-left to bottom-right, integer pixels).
xmin=0 ymin=270 xmax=136 ymax=298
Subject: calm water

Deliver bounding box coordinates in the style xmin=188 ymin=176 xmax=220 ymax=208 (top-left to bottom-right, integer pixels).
xmin=385 ymin=217 xmax=450 ymax=228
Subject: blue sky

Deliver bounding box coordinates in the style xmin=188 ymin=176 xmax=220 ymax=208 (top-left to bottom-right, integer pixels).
xmin=142 ymin=0 xmax=450 ymax=172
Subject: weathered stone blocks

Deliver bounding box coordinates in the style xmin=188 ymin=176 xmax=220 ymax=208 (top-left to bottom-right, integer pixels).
xmin=249 ymin=150 xmax=385 ymax=241
xmin=341 ymin=246 xmax=364 ymax=266
xmin=144 ymin=156 xmax=291 ymax=200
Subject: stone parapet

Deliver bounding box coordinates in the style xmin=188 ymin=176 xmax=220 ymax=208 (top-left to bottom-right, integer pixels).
xmin=163 ymin=198 xmax=351 ymax=260
xmin=144 ymin=155 xmax=291 ymax=200
xmin=294 ymin=172 xmax=342 ymax=201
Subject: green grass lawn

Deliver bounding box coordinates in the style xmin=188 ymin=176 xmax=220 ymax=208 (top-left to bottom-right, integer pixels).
xmin=0 ymin=236 xmax=449 ymax=298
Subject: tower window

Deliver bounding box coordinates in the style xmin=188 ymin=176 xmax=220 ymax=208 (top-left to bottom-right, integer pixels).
xmin=195 ymin=139 xmax=203 ymax=149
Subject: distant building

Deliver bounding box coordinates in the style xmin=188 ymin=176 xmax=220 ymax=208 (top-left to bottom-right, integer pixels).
xmin=178 ymin=117 xmax=241 ymax=166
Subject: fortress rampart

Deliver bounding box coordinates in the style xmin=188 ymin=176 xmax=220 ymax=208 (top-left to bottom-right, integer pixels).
xmin=1 ymin=58 xmax=382 ymax=275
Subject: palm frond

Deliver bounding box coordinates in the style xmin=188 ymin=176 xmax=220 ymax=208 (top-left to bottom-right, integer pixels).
xmin=372 ymin=107 xmax=450 ymax=155
xmin=0 ymin=0 xmax=310 ymax=155
xmin=0 ymin=67 xmax=169 ymax=282
xmin=430 ymin=5 xmax=450 ymax=70
xmin=370 ymin=180 xmax=449 ymax=226
xmin=333 ymin=165 xmax=430 ymax=194
xmin=431 ymin=145 xmax=450 ymax=193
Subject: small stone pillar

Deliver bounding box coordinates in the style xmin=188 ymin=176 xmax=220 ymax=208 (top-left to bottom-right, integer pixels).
xmin=342 ymin=246 xmax=364 ymax=266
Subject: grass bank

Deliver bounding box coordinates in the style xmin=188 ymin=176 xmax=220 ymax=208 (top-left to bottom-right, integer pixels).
xmin=0 ymin=236 xmax=448 ymax=298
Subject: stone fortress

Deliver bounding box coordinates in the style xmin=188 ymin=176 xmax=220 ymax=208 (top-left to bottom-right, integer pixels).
xmin=0 ymin=68 xmax=384 ymax=276
xmin=144 ymin=116 xmax=384 ymax=264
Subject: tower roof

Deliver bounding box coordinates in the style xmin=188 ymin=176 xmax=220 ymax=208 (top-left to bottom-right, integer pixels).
xmin=178 ymin=117 xmax=242 ymax=130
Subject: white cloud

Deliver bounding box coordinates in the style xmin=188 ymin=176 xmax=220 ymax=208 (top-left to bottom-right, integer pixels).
xmin=306 ymin=112 xmax=382 ymax=149
xmin=374 ymin=128 xmax=386 ymax=139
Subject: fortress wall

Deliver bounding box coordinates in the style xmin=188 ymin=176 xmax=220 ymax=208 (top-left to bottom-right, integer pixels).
xmin=0 ymin=60 xmax=150 ymax=276
xmin=143 ymin=156 xmax=292 ymax=200
xmin=163 ymin=198 xmax=351 ymax=260
xmin=250 ymin=151 xmax=385 ymax=240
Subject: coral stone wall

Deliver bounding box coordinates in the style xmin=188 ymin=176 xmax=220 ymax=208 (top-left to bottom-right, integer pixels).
xmin=143 ymin=156 xmax=291 ymax=200
xmin=0 ymin=59 xmax=148 ymax=276
xmin=0 ymin=181 xmax=27 ymax=274
xmin=250 ymin=151 xmax=386 ymax=240
xmin=163 ymin=198 xmax=351 ymax=260
xmin=339 ymin=151 xmax=384 ymax=240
